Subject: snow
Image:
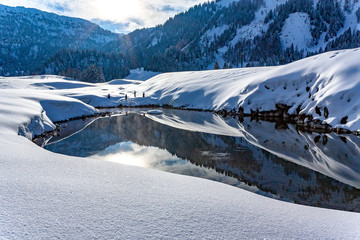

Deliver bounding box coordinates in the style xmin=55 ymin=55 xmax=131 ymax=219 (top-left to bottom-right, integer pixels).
xmin=333 ymin=1 xmax=360 ymax=37
xmin=308 ymin=1 xmax=360 ymax=52
xmin=125 ymin=68 xmax=160 ymax=81
xmin=281 ymin=13 xmax=312 ymax=50
xmin=208 ymin=45 xmax=228 ymax=69
xmin=148 ymin=36 xmax=159 ymax=47
xmin=210 ymin=0 xmax=360 ymax=63
xmin=6 ymin=49 xmax=360 ymax=134
xmin=263 ymin=0 xmax=289 ymax=10
xmin=145 ymin=109 xmax=360 ymax=189
xmin=226 ymin=0 xmax=288 ymax=55
xmin=124 ymin=48 xmax=360 ymax=132
xmin=229 ymin=20 xmax=269 ymax=46
xmin=1 ymin=49 xmax=360 ymax=238
xmin=2 ymin=135 xmax=360 ymax=239
xmin=201 ymin=25 xmax=229 ymax=47
xmin=147 ymin=109 xmax=163 ymax=115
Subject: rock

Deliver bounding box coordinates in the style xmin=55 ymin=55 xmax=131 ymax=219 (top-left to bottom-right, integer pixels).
xmin=322 ymin=135 xmax=328 ymax=145
xmin=340 ymin=116 xmax=348 ymax=124
xmin=324 ymin=107 xmax=329 ymax=118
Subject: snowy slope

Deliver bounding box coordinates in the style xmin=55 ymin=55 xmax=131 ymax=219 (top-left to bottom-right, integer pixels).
xmin=2 ymin=47 xmax=360 ymax=133
xmin=2 ymin=48 xmax=360 ymax=133
xmin=124 ymin=48 xmax=360 ymax=132
xmin=201 ymin=25 xmax=230 ymax=47
xmin=1 ymin=75 xmax=360 ymax=239
xmin=228 ymin=0 xmax=288 ymax=45
xmin=2 ymin=136 xmax=360 ymax=239
xmin=125 ymin=68 xmax=160 ymax=81
xmin=281 ymin=13 xmax=313 ymax=50
xmin=134 ymin=0 xmax=360 ymax=71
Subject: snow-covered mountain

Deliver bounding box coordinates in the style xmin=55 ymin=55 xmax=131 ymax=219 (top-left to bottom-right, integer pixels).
xmin=105 ymin=0 xmax=360 ymax=72
xmin=1 ymin=0 xmax=360 ymax=79
xmin=0 ymin=4 xmax=119 ymax=76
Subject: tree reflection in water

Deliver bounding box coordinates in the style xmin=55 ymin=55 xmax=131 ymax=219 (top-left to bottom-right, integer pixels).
xmin=45 ymin=109 xmax=360 ymax=212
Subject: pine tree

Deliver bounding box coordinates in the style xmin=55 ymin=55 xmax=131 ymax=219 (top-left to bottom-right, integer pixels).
xmin=357 ymin=7 xmax=360 ymax=23
xmin=80 ymin=65 xmax=105 ymax=83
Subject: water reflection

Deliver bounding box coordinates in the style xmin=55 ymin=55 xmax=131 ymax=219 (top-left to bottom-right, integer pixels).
xmin=93 ymin=141 xmax=253 ymax=192
xmin=45 ymin=110 xmax=360 ymax=212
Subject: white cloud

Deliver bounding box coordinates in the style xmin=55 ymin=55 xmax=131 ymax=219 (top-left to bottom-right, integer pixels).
xmin=0 ymin=0 xmax=210 ymax=33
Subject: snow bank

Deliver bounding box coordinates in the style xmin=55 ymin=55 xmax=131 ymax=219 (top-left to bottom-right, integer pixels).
xmin=7 ymin=48 xmax=360 ymax=133
xmin=0 ymin=88 xmax=97 ymax=137
xmin=1 ymin=136 xmax=360 ymax=239
xmin=125 ymin=48 xmax=360 ymax=131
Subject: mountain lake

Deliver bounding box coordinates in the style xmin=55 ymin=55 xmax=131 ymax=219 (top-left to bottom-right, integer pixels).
xmin=39 ymin=109 xmax=360 ymax=212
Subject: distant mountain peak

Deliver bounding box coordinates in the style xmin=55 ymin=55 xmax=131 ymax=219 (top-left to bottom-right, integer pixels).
xmin=0 ymin=4 xmax=119 ymax=76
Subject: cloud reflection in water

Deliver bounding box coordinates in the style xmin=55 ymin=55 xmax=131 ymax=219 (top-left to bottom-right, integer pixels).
xmin=92 ymin=141 xmax=251 ymax=190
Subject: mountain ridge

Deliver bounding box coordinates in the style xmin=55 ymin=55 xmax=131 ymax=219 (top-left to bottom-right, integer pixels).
xmin=104 ymin=0 xmax=360 ymax=72
xmin=1 ymin=0 xmax=360 ymax=80
xmin=0 ymin=3 xmax=119 ymax=76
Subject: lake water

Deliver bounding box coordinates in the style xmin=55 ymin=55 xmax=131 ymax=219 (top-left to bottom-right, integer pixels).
xmin=43 ymin=109 xmax=360 ymax=212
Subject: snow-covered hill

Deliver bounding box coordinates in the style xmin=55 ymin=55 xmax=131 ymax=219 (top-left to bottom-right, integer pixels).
xmin=1 ymin=52 xmax=360 ymax=239
xmin=123 ymin=48 xmax=360 ymax=132
xmin=2 ymin=48 xmax=359 ymax=134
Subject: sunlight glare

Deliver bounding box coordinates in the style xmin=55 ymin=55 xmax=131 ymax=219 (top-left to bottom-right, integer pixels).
xmin=104 ymin=152 xmax=149 ymax=168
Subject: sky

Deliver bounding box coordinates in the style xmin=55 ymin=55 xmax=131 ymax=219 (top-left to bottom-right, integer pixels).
xmin=0 ymin=0 xmax=209 ymax=33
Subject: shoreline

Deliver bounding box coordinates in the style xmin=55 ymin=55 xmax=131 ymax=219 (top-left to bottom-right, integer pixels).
xmin=31 ymin=104 xmax=360 ymax=145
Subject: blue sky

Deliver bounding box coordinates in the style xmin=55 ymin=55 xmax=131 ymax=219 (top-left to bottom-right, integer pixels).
xmin=0 ymin=0 xmax=209 ymax=33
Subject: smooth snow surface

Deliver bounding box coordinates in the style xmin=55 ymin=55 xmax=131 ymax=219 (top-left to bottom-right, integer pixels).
xmin=125 ymin=68 xmax=160 ymax=81
xmin=147 ymin=109 xmax=163 ymax=115
xmin=124 ymin=48 xmax=360 ymax=132
xmin=1 ymin=49 xmax=360 ymax=238
xmin=2 ymin=136 xmax=360 ymax=239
